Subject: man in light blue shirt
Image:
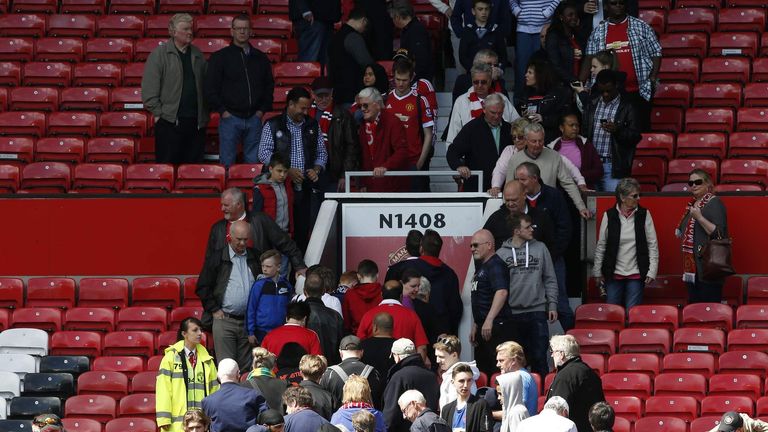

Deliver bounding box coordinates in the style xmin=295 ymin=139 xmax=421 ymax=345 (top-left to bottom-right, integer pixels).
xmin=496 ymin=341 xmax=538 ymax=417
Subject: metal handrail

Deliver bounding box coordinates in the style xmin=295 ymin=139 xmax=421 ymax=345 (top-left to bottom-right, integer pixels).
xmin=344 ymin=170 xmax=485 ymax=193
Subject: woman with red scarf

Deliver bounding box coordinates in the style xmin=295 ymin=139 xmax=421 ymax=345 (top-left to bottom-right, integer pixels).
xmin=676 ymin=168 xmax=729 ymax=303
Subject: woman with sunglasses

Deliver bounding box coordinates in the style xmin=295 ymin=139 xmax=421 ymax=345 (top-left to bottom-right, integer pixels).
xmin=676 ymin=169 xmax=729 ymax=303
xmin=593 ymin=177 xmax=659 ymax=309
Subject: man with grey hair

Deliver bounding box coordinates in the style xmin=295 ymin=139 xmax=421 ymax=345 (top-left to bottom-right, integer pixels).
xmin=447 ymin=93 xmax=512 ymax=192
xmin=547 ymin=335 xmax=605 ymax=432
xmin=397 ymin=390 xmax=450 ymax=432
xmin=142 ymin=13 xmax=208 ymax=164
xmin=357 ymin=87 xmax=410 ymax=192
xmin=517 ymin=396 xmax=577 ymax=432
xmin=445 ymin=62 xmax=519 ymax=146
xmin=203 ymin=358 xmax=268 ymax=431
xmin=506 ymin=123 xmax=590 ymax=219
xmin=452 ymin=49 xmax=508 ymax=103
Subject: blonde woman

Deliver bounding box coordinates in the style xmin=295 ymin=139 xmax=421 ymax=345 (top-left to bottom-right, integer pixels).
xmin=330 ymin=375 xmax=386 ymax=432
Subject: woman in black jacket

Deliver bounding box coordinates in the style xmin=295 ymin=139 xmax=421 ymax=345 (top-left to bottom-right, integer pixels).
xmin=545 ymin=1 xmax=587 ymax=85
xmin=441 ymin=364 xmax=492 ymax=431
xmin=515 ymin=58 xmax=574 ymax=143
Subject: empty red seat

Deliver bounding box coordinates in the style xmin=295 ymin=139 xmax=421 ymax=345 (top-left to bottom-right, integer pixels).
xmin=605 ymin=395 xmax=643 ymax=422
xmin=64 ymin=307 xmax=116 ymax=332
xmin=119 ymin=394 xmax=156 ymax=420
xmin=47 ymin=14 xmax=96 ymax=38
xmin=0 ymin=61 xmax=21 ymax=86
xmin=20 ymin=162 xmax=71 ymax=193
xmin=0 ymin=137 xmax=34 ymax=165
xmin=0 ymin=111 xmax=46 ymax=137
xmin=684 ymin=108 xmax=734 ymax=133
xmin=99 ymin=112 xmax=148 ymax=136
xmin=743 ymin=83 xmax=768 ymax=107
xmin=103 ymin=331 xmax=155 ymax=357
xmin=122 ymin=62 xmax=144 ymax=86
xmin=174 ymin=164 xmax=226 ymax=193
xmin=110 ymin=87 xmax=143 ymax=110
xmin=692 ymin=83 xmax=742 ymax=109
xmin=61 ymin=418 xmax=102 ymax=432
xmin=618 ymin=328 xmax=671 ymax=354
xmin=182 ymin=277 xmax=201 ymax=306
xmin=692 ymin=417 xmax=727 ymax=432
xmin=23 ymin=62 xmax=73 ymax=87
xmin=105 ymin=417 xmax=156 ymax=432
xmin=579 ymin=353 xmax=606 ymax=375
xmin=0 ymin=278 xmax=23 ymax=308
xmin=636 ymin=134 xmax=675 ymax=160
xmin=0 ymin=38 xmax=34 ymax=62
xmin=60 ymin=87 xmax=110 ymax=111
xmin=169 ymin=307 xmax=203 ymax=329
xmin=33 ymin=137 xmax=84 ymax=164
xmin=251 ymin=15 xmax=292 ymax=38
xmin=123 ymin=164 xmax=174 ymax=193
xmin=715 ymin=183 xmax=763 ymax=192
xmin=194 ymin=14 xmax=232 ymax=37
xmin=633 ymin=416 xmax=687 ymax=432
xmin=681 ymin=302 xmax=733 ymax=331
xmin=566 ymin=329 xmax=616 ymax=354
xmin=701 ymin=395 xmax=754 ymax=417
xmin=50 ymin=330 xmax=102 ymax=357
xmin=208 ymin=0 xmax=253 ymax=13
xmin=658 ymin=57 xmax=699 ymax=82
xmin=659 ymin=32 xmax=708 ymax=57
xmin=131 ymin=371 xmax=156 ymax=393
xmin=116 ymin=306 xmax=168 ymax=332
xmin=748 ymin=277 xmax=768 ymax=304
xmin=78 ymin=278 xmax=129 ymax=309
xmin=85 ymin=38 xmax=134 ymax=62
xmin=273 ymin=62 xmax=321 ymax=86
xmin=72 ymin=163 xmax=124 ymax=194
xmin=727 ymin=329 xmax=768 ymax=352
xmin=65 ymin=395 xmax=117 ymax=424
xmin=607 ymin=353 xmax=661 ymax=378
xmin=654 ymin=372 xmax=707 ymax=398
xmin=226 ymin=163 xmax=263 ymax=189
xmin=718 ymin=8 xmax=766 ymax=32
xmin=720 ymin=159 xmax=768 ymax=186
xmin=108 ymin=0 xmax=155 ymax=14
xmin=662 ymin=353 xmax=716 ymax=378
xmin=709 ymin=32 xmax=758 ymax=57
xmin=631 ymin=157 xmax=667 ymax=188
xmin=650 ymin=107 xmax=683 ymax=134
xmin=48 ymin=111 xmax=98 ymax=136
xmin=709 ymin=373 xmax=762 ymax=399
xmin=644 ymin=395 xmax=699 ymax=422
xmin=736 ymin=304 xmax=768 ymax=328
xmin=675 ymin=133 xmax=727 ymax=160
xmin=60 ymin=0 xmax=107 ymax=14
xmin=11 ymin=307 xmax=62 ymax=331
xmin=666 ymin=158 xmax=718 ymax=184
xmin=86 ymin=138 xmax=135 ymax=164
xmin=191 ymin=38 xmax=229 ymax=58
xmin=673 ymin=327 xmax=726 ymax=354
xmin=700 ymin=57 xmax=751 ymax=84
xmin=601 ymin=372 xmax=652 ymax=399
xmin=0 ymin=13 xmax=45 ymax=38
xmin=73 ymin=62 xmax=123 ymax=87
xmin=737 ymin=107 xmax=768 ymax=131
xmin=638 ymin=9 xmax=665 ymax=35
xmin=97 ymin=15 xmax=145 ymax=38
xmin=9 ymin=0 xmax=56 ymax=12
xmin=35 ymin=38 xmax=85 ymax=62
xmin=256 ymin=0 xmax=288 ymax=13
xmin=753 ymin=57 xmax=768 ymax=81
xmin=758 ymin=397 xmax=768 ymax=417
xmin=131 ymin=277 xmax=181 ymax=309
xmin=719 ymin=350 xmax=768 ymax=378
xmin=134 ymin=38 xmax=167 ymax=61
xmin=9 ymin=87 xmax=59 ymax=112
xmin=0 ymin=164 xmax=20 ymax=193
xmin=92 ymin=356 xmax=145 ymax=377
xmin=144 ymin=15 xmax=173 ymax=37
xmin=147 ymin=355 xmax=163 ymax=371
xmin=77 ymin=371 xmax=129 ymax=400
xmin=574 ymin=304 xmax=625 ymax=331
xmin=253 ymin=38 xmax=283 ymax=62
xmin=654 ymin=82 xmax=691 ymax=108
xmin=666 ymin=8 xmax=716 ymax=33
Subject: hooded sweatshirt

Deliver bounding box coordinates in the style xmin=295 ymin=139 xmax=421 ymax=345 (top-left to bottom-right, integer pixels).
xmin=495 ymin=238 xmax=558 ymax=314
xmin=439 ymin=361 xmax=480 ymax=409
xmin=497 ymin=371 xmax=530 ymax=432
xmin=342 ymin=282 xmax=382 ymax=333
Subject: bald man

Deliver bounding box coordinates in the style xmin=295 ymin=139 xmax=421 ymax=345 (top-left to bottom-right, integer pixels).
xmin=470 ymin=228 xmax=513 ymax=376
xmin=483 ymin=180 xmax=556 ymax=253
xmin=202 ymin=358 xmax=268 ymax=432
xmin=197 ymin=220 xmax=261 ymax=372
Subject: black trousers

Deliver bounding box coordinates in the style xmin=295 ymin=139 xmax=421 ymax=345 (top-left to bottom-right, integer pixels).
xmin=154 ymin=117 xmax=205 ymax=164
xmin=474 ymin=320 xmax=516 ymax=378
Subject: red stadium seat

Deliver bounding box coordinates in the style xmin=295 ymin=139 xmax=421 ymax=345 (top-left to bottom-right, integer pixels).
xmin=673 ymin=328 xmax=726 ymax=354
xmin=0 ymin=278 xmax=24 ymax=308
xmin=108 ymin=0 xmax=155 ymax=14
xmin=60 ymin=0 xmax=107 ymax=13
xmin=601 ymin=372 xmax=652 ymax=399
xmin=753 ymin=57 xmax=768 ymax=81
xmin=131 ymin=371 xmax=156 ymax=393
xmin=636 ymin=133 xmax=675 ymax=160
xmin=618 ymin=328 xmax=671 ymax=354
xmin=147 ymin=355 xmax=163 ymax=371
xmin=23 ymin=62 xmax=73 ymax=87
xmin=35 ymin=38 xmax=84 ymax=63
xmin=0 ymin=137 xmax=34 ymax=165
xmin=748 ymin=277 xmax=768 ymax=304
xmin=720 ymin=159 xmax=768 ymax=186
xmin=144 ymin=15 xmax=173 ymax=37
xmin=96 ymin=15 xmax=145 ymax=38
xmin=709 ymin=32 xmax=758 ymax=57
xmin=191 ymin=38 xmax=229 ymax=58
xmin=48 ymin=111 xmax=98 ymax=137
xmin=692 ymin=83 xmax=742 ymax=109
xmin=658 ymin=57 xmax=699 ymax=82
xmin=34 ymin=137 xmax=84 ymax=164
xmin=182 ymin=277 xmax=201 ymax=306
xmin=578 ymin=353 xmax=606 ymax=375
xmin=110 ymin=87 xmax=143 ymax=110
xmin=718 ymin=8 xmax=766 ymax=32
xmin=99 ymin=112 xmax=148 ymax=137
xmin=122 ymin=63 xmax=144 ymax=86
xmin=78 ymin=278 xmax=129 ymax=309
xmin=639 ymin=9 xmax=665 ymax=35
xmin=72 ymin=163 xmax=124 ymax=194
xmin=574 ymin=304 xmax=625 ymax=331
xmin=226 ymin=164 xmax=264 ymax=189
xmin=272 ymin=86 xmax=292 ymax=111
xmin=256 ymin=0 xmax=288 ymax=14
xmin=666 ymin=8 xmax=716 ymax=33
xmin=654 ymin=372 xmax=707 ymax=398
xmin=613 ymin=417 xmax=630 ymax=432
xmin=10 ymin=0 xmax=56 ymax=12
xmin=701 ymin=395 xmax=754 ymax=417
xmin=251 ymin=15 xmax=292 ymax=38
xmin=736 ymin=305 xmax=768 ymax=328
xmin=743 ymin=83 xmax=768 ymax=107
xmin=105 ymin=417 xmax=156 ymax=432
xmin=103 ymin=331 xmax=155 ymax=357
xmin=691 ymin=417 xmax=725 ymax=432
xmin=9 ymin=87 xmax=59 ymax=112
xmin=700 ymin=57 xmax=751 ymax=84
xmin=131 ymin=277 xmax=181 ymax=309
xmin=208 ymin=0 xmax=253 ymax=13
xmin=123 ymin=164 xmax=174 ymax=193
xmin=60 ymin=87 xmax=110 ymax=111
xmin=116 ymin=307 xmax=168 ymax=332
xmin=715 ymin=184 xmax=764 ymax=192
xmin=650 ymin=107 xmax=683 ymax=134
xmin=631 ymin=157 xmax=667 ymax=188
xmin=20 ymin=161 xmax=72 ymax=193
xmin=758 ymin=397 xmax=768 ymax=417
xmin=660 ymin=183 xmax=691 ymax=192
xmin=169 ymin=308 xmax=203 ymax=330
xmin=737 ymin=108 xmax=768 ymax=132
xmin=654 ymin=82 xmax=691 ymax=108
xmin=61 ymin=418 xmax=102 ymax=432
xmin=684 ymin=108 xmax=734 ymax=133
xmin=634 ymin=416 xmax=687 ymax=432
xmin=605 ymin=395 xmax=643 ymax=422
xmin=194 ymin=14 xmax=232 ymax=37
xmin=85 ymin=38 xmax=134 ymax=63
xmin=0 ymin=13 xmax=45 ymax=38
xmin=47 ymin=14 xmax=97 ymax=38
xmin=659 ymin=32 xmax=708 ymax=58
xmin=666 ymin=158 xmax=718 ymax=184
xmin=0 ymin=164 xmax=20 ymax=193
xmin=92 ymin=356 xmax=145 ymax=377
xmin=0 ymin=38 xmax=34 ymax=62
xmin=727 ymin=329 xmax=768 ymax=352
xmin=662 ymin=353 xmax=716 ymax=378
xmin=73 ymin=63 xmax=122 ymax=87
xmin=11 ymin=307 xmax=62 ymax=331
xmin=566 ymin=329 xmax=616 ymax=354
xmin=681 ymin=302 xmax=733 ymax=331
xmin=644 ymin=395 xmax=699 ymax=422
xmin=121 ymin=394 xmax=158 ymax=419
xmin=709 ymin=373 xmax=762 ymax=399
xmin=65 ymin=395 xmax=117 ymax=424
xmin=253 ymin=38 xmax=283 ymax=62
xmin=77 ymin=371 xmax=129 ymax=400
xmin=273 ymin=62 xmax=321 ymax=86
xmin=50 ymin=331 xmax=102 ymax=357
xmin=85 ymin=138 xmax=135 ymax=164
xmin=607 ymin=353 xmax=661 ymax=378
xmin=0 ymin=111 xmax=46 ymax=137
xmin=174 ymin=164 xmax=226 ymax=193
xmin=134 ymin=38 xmax=167 ymax=62
xmin=675 ymin=133 xmax=727 ymax=159
xmin=64 ymin=307 xmax=116 ymax=332
xmin=719 ymin=351 xmax=768 ymax=378
xmin=159 ymin=0 xmax=204 ymax=13
xmin=0 ymin=61 xmax=21 ymax=86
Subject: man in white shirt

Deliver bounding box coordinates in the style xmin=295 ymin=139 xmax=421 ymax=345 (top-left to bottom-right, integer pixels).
xmin=517 ymin=396 xmax=577 ymax=432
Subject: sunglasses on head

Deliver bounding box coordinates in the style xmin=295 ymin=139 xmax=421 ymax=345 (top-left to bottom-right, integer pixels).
xmin=688 ymin=179 xmax=704 ymax=186
xmin=473 ymin=79 xmax=489 ymax=85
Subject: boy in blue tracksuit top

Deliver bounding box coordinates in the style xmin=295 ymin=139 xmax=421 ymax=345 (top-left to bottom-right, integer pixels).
xmin=246 ymin=249 xmax=293 ymax=344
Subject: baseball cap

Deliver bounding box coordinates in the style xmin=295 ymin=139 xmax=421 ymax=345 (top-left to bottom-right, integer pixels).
xmin=718 ymin=412 xmax=744 ymax=432
xmin=391 ymin=338 xmax=415 ymax=356
xmin=339 ymin=335 xmax=362 ymax=350
xmin=258 ymin=409 xmax=284 ymax=426
xmin=32 ymin=414 xmax=63 ymax=432
xmin=311 ymin=76 xmax=333 ymax=95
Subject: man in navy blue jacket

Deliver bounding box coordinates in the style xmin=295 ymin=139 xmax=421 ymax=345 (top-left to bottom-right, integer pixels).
xmin=203 ymin=358 xmax=268 ymax=432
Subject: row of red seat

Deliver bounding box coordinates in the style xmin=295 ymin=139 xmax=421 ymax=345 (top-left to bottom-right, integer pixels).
xmin=659 ymin=56 xmax=768 ymax=83
xmin=636 ymin=132 xmax=768 ymax=160
xmin=5 ymin=0 xmax=275 ymax=16
xmin=656 ymin=81 xmax=768 ymax=108
xmin=0 ymin=162 xmax=263 ymax=193
xmin=0 ymin=276 xmax=201 ymax=309
xmin=631 ymin=157 xmax=768 ymax=190
xmin=650 ymin=106 xmax=768 ymax=134
xmin=640 ymin=7 xmax=766 ymax=35
xmin=606 ymin=394 xmax=768 ymax=424
xmin=47 ymin=329 xmax=205 ymax=357
xmin=661 ymin=31 xmax=768 ymax=58
xmin=640 ymin=0 xmax=767 ymax=8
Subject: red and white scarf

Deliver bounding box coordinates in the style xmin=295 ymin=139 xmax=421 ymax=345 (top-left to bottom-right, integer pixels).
xmin=680 ymin=192 xmax=713 ymax=282
xmin=308 ymin=102 xmax=333 ymax=150
xmin=468 ymin=88 xmax=497 ymax=119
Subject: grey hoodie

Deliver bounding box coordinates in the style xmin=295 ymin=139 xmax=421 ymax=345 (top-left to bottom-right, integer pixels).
xmin=495 ymin=238 xmax=558 ymax=314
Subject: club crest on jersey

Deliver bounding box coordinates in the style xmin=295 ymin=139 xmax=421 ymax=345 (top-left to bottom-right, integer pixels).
xmin=406 ymin=103 xmax=415 ymax=112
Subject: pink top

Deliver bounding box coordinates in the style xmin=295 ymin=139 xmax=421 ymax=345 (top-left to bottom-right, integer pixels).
xmin=558 ymin=139 xmax=582 ymax=169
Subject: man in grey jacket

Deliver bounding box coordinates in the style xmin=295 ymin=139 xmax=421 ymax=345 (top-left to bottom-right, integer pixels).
xmin=495 ymin=212 xmax=558 ymax=378
xmin=141 ymin=13 xmax=208 ymax=164
xmin=398 ymin=390 xmax=450 ymax=432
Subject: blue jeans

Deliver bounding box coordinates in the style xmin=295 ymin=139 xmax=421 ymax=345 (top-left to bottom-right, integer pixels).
xmin=597 ymin=160 xmax=621 ymax=192
xmin=515 ymin=32 xmax=541 ymax=94
xmin=554 ymin=257 xmax=575 ymax=331
xmin=296 ymin=19 xmax=332 ymax=64
xmin=508 ymin=311 xmax=550 ymax=378
xmin=606 ymin=278 xmax=645 ymax=310
xmin=218 ymin=112 xmax=262 ymax=167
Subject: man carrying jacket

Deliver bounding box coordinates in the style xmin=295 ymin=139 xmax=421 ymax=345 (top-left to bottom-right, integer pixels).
xmin=205 ymin=14 xmax=274 ymax=168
